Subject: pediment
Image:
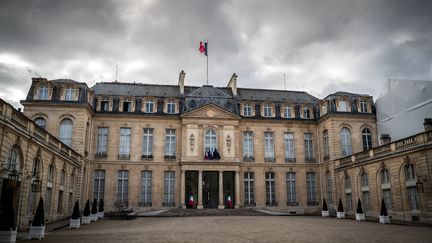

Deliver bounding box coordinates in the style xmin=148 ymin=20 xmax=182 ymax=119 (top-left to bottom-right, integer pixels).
xmin=187 ymin=86 xmax=232 ymax=98
xmin=181 ymin=103 xmax=240 ymax=120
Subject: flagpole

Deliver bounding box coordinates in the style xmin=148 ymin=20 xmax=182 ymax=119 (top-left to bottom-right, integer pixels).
xmin=206 ymin=40 xmax=209 ymax=85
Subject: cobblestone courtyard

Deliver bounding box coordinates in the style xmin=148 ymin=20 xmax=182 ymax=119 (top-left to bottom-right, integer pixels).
xmin=19 ymin=216 xmax=432 ymax=243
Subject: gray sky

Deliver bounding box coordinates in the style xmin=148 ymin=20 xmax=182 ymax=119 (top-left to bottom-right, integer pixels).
xmin=1 ymin=0 xmax=431 ymax=108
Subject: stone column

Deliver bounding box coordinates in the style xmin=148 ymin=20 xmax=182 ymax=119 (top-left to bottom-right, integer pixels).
xmin=181 ymin=170 xmax=186 ymax=209
xmin=218 ymin=171 xmax=224 ymax=209
xmin=197 ymin=170 xmax=203 ymax=209
xmin=235 ymin=171 xmax=240 ymax=208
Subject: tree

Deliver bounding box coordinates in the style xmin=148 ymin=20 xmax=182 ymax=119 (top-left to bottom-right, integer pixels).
xmin=83 ymin=199 xmax=90 ymax=216
xmin=322 ymin=198 xmax=328 ymax=211
xmin=32 ymin=197 xmax=45 ymax=226
xmin=380 ymin=198 xmax=388 ymax=216
xmin=337 ymin=198 xmax=344 ymax=212
xmin=356 ymin=198 xmax=363 ymax=214
xmin=71 ymin=200 xmax=80 ymax=219
xmin=98 ymin=199 xmax=104 ymax=212
xmin=91 ymin=199 xmax=98 ymax=214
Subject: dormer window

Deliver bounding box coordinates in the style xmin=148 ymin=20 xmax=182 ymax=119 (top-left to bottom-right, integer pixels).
xmin=145 ymin=100 xmax=155 ymax=113
xmin=321 ymin=104 xmax=327 ymax=115
xmin=101 ymin=100 xmax=109 ymax=111
xmin=359 ymin=99 xmax=368 ymax=113
xmin=167 ymin=100 xmax=176 ymax=114
xmin=123 ymin=101 xmax=132 ymax=112
xmin=282 ymin=105 xmax=293 ymax=118
xmin=243 ymin=104 xmax=252 ymax=117
xmin=338 ymin=99 xmax=349 ymax=112
xmin=263 ymin=104 xmax=272 ymax=117
xmin=38 ymin=86 xmax=49 ymax=100
xmin=65 ymin=87 xmax=75 ymax=101
xmin=302 ymin=107 xmax=312 ymax=119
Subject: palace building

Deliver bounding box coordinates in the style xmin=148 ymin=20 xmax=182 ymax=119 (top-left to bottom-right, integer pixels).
xmin=1 ymin=72 xmax=431 ymax=230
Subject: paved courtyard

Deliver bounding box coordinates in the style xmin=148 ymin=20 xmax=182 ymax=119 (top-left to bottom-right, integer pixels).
xmin=19 ymin=216 xmax=432 ymax=243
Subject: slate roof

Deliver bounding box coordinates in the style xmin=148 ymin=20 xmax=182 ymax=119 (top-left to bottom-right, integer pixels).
xmin=237 ymin=88 xmax=319 ymax=103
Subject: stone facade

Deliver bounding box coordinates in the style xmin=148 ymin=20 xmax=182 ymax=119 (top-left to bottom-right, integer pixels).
xmin=1 ymin=72 xmax=430 ymax=230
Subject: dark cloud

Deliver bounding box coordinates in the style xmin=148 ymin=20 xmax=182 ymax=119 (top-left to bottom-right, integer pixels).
xmin=0 ymin=0 xmax=431 ymax=108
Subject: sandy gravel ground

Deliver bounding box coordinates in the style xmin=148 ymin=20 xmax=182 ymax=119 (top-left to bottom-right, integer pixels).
xmin=18 ymin=216 xmax=432 ymax=243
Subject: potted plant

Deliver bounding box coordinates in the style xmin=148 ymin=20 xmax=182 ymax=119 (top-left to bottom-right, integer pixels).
xmin=355 ymin=198 xmax=365 ymax=221
xmin=90 ymin=199 xmax=98 ymax=222
xmin=69 ymin=200 xmax=80 ymax=229
xmin=321 ymin=198 xmax=329 ymax=217
xmin=97 ymin=199 xmax=104 ymax=219
xmin=0 ymin=196 xmax=17 ymax=243
xmin=336 ymin=198 xmax=345 ymax=219
xmin=379 ymin=198 xmax=390 ymax=224
xmin=28 ymin=197 xmax=45 ymax=240
xmin=81 ymin=200 xmax=91 ymax=225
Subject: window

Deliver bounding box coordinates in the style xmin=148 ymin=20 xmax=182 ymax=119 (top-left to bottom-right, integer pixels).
xmin=119 ymin=128 xmax=131 ymax=159
xmin=140 ymin=171 xmax=152 ymax=206
xmin=362 ymin=128 xmax=372 ymax=150
xmin=204 ymin=130 xmax=217 ymax=154
xmin=244 ymin=172 xmax=255 ymax=206
xmin=34 ymin=118 xmax=46 ymax=129
xmin=306 ymin=172 xmax=317 ymax=206
xmin=363 ymin=191 xmax=371 ymax=211
xmin=283 ymin=105 xmax=293 ymax=118
xmin=142 ymin=128 xmax=153 ymax=158
xmin=265 ymin=172 xmax=276 ymax=206
xmin=264 ymin=132 xmax=274 ymax=161
xmin=165 ymin=129 xmax=176 ymax=158
xmin=340 ymin=128 xmax=352 ymax=156
xmin=167 ymin=100 xmax=176 ymax=114
xmin=381 ymin=169 xmax=390 ymax=184
xmin=302 ymin=107 xmax=311 ymax=119
xmin=359 ymin=99 xmax=368 ymax=113
xmin=59 ymin=118 xmax=73 ymax=146
xmin=48 ymin=164 xmax=54 ymax=183
xmin=286 ymin=172 xmax=297 ymax=206
xmin=344 ymin=175 xmax=352 ymax=211
xmin=321 ymin=104 xmax=327 ymax=115
xmin=382 ymin=189 xmax=392 ymax=210
xmin=284 ymin=133 xmax=295 ymax=161
xmin=65 ymin=87 xmax=75 ymax=101
xmin=243 ymin=131 xmax=254 ymax=160
xmin=361 ymin=173 xmax=368 ymax=187
xmin=96 ymin=128 xmax=108 ymax=157
xmin=326 ymin=171 xmax=332 ymax=205
xmin=304 ymin=133 xmax=314 ymax=160
xmin=69 ymin=173 xmax=75 ymax=191
xmin=6 ymin=147 xmax=20 ymax=171
xmin=101 ymin=100 xmax=109 ymax=111
xmin=123 ymin=101 xmax=132 ymax=112
xmin=145 ymin=100 xmax=154 ymax=113
xmin=57 ymin=190 xmax=64 ymax=213
xmin=38 ymin=86 xmax=49 ymax=100
xmin=407 ymin=186 xmax=419 ymax=210
xmin=243 ymin=104 xmax=252 ymax=117
xmin=323 ymin=130 xmax=329 ymax=160
xmin=344 ymin=176 xmax=351 ymax=189
xmin=404 ymin=164 xmax=416 ymax=181
xmin=361 ymin=173 xmax=370 ymax=211
xmin=45 ymin=187 xmax=52 ymax=213
xmin=60 ymin=169 xmax=65 ymax=186
xmin=163 ymin=171 xmax=175 ymax=206
xmin=263 ymin=104 xmax=272 ymax=117
xmin=338 ymin=99 xmax=348 ymax=111
xmin=28 ymin=159 xmax=41 ymax=214
xmin=381 ymin=169 xmax=392 ymax=210
xmin=117 ymin=170 xmax=129 ymax=205
xmin=93 ymin=170 xmax=106 ymax=202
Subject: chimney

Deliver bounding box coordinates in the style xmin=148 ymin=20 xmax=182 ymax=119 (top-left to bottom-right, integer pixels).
xmin=227 ymin=73 xmax=238 ymax=97
xmin=424 ymin=118 xmax=432 ymax=131
xmin=380 ymin=134 xmax=391 ymax=145
xmin=178 ymin=70 xmax=185 ymax=96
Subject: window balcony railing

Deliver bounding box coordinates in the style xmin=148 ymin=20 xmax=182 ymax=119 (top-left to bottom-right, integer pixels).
xmin=285 ymin=158 xmax=296 ymax=163
xmin=164 ymin=155 xmax=176 ymax=161
xmin=95 ymin=152 xmax=107 ymax=158
xmin=118 ymin=154 xmax=130 ymax=160
xmin=323 ymin=155 xmax=330 ymax=161
xmin=305 ymin=157 xmax=316 ymax=163
xmin=265 ymin=157 xmax=275 ymax=162
xmin=266 ymin=201 xmax=278 ymax=207
xmin=162 ymin=201 xmax=175 ymax=207
xmin=307 ymin=200 xmax=319 ymax=206
xmin=141 ymin=154 xmax=153 ymax=160
xmin=139 ymin=202 xmax=152 ymax=207
xmin=287 ymin=201 xmax=299 ymax=206
xmin=243 ymin=156 xmax=255 ymax=162
xmin=243 ymin=201 xmax=256 ymax=207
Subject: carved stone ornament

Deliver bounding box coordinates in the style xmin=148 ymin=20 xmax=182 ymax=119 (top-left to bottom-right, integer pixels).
xmin=226 ymin=135 xmax=232 ymax=153
xmin=190 ymin=134 xmax=195 ymax=152
xmin=15 ymin=136 xmax=22 ymax=146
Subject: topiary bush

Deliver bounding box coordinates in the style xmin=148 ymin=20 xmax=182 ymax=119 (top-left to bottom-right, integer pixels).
xmin=380 ymin=198 xmax=388 ymax=216
xmin=83 ymin=200 xmax=90 ymax=216
xmin=91 ymin=199 xmax=98 ymax=214
xmin=32 ymin=197 xmax=45 ymax=226
xmin=337 ymin=198 xmax=344 ymax=212
xmin=356 ymin=198 xmax=363 ymax=214
xmin=322 ymin=198 xmax=328 ymax=211
xmin=98 ymin=199 xmax=104 ymax=212
xmin=71 ymin=200 xmax=80 ymax=219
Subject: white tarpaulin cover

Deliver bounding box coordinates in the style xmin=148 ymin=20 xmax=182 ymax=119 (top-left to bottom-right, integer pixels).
xmin=376 ymin=79 xmax=432 ymax=142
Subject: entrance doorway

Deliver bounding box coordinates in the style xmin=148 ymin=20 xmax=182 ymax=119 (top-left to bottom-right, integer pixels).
xmin=185 ymin=171 xmax=198 ymax=208
xmin=203 ymin=172 xmax=218 ymax=208
xmin=223 ymin=172 xmax=235 ymax=208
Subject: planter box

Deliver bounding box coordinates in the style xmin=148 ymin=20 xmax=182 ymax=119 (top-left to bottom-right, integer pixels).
xmin=69 ymin=218 xmax=80 ymax=229
xmin=321 ymin=211 xmax=329 ymax=217
xmin=356 ymin=213 xmax=365 ymax=221
xmin=337 ymin=212 xmax=345 ymax=219
xmin=379 ymin=215 xmax=390 ymax=224
xmin=90 ymin=214 xmax=98 ymax=222
xmin=97 ymin=211 xmax=104 ymax=219
xmin=82 ymin=216 xmax=91 ymax=225
xmin=28 ymin=225 xmax=45 ymax=240
xmin=0 ymin=229 xmax=17 ymax=243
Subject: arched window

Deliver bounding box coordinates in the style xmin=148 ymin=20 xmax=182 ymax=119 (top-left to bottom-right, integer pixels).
xmin=263 ymin=104 xmax=272 ymax=117
xmin=361 ymin=172 xmax=371 ymax=210
xmin=34 ymin=117 xmax=47 ymax=129
xmin=344 ymin=176 xmax=352 ymax=211
xmin=60 ymin=169 xmax=65 ymax=186
xmin=404 ymin=163 xmax=416 ymax=181
xmin=381 ymin=169 xmax=390 ymax=184
xmin=344 ymin=176 xmax=351 ymax=189
xmin=6 ymin=147 xmax=21 ymax=171
xmin=204 ymin=130 xmax=217 ymax=153
xmin=362 ymin=128 xmax=372 ymax=150
xmin=340 ymin=128 xmax=352 ymax=156
xmin=59 ymin=118 xmax=73 ymax=146
xmin=326 ymin=171 xmax=332 ymax=204
xmin=404 ymin=164 xmax=419 ymax=210
xmin=380 ymin=169 xmax=392 ymax=209
xmin=361 ymin=173 xmax=368 ymax=187
xmin=323 ymin=130 xmax=329 ymax=160
xmin=32 ymin=158 xmax=41 ymax=178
